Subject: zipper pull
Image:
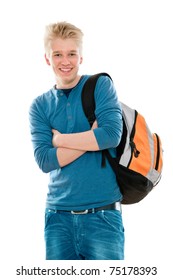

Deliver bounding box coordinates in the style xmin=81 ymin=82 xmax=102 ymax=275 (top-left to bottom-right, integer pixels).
xmin=130 ymin=141 xmax=140 ymax=158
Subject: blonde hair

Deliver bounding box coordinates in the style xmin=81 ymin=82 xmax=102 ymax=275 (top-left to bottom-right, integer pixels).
xmin=44 ymin=21 xmax=84 ymax=55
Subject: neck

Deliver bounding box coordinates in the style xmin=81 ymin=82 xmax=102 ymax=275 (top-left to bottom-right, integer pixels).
xmin=56 ymin=75 xmax=81 ymax=89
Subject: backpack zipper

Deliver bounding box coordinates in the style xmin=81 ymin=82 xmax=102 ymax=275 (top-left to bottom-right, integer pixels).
xmin=127 ymin=110 xmax=140 ymax=167
xmin=130 ymin=141 xmax=140 ymax=158
xmin=154 ymin=133 xmax=160 ymax=170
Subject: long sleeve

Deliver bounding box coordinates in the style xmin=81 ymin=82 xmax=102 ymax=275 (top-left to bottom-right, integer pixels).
xmin=93 ymin=76 xmax=122 ymax=150
xmin=29 ymin=96 xmax=60 ymax=173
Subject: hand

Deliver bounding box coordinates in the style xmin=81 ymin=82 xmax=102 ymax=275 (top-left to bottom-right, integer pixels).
xmin=91 ymin=120 xmax=98 ymax=130
xmin=52 ymin=129 xmax=61 ymax=147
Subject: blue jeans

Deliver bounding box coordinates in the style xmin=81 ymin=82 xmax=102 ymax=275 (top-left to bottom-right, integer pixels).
xmin=44 ymin=209 xmax=125 ymax=260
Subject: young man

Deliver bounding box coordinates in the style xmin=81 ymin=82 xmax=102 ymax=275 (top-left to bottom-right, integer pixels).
xmin=29 ymin=21 xmax=124 ymax=260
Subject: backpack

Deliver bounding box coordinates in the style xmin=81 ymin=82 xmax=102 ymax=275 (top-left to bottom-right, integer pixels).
xmin=81 ymin=73 xmax=163 ymax=204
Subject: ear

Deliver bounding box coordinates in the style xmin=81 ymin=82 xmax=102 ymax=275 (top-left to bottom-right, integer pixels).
xmin=45 ymin=54 xmax=51 ymax=65
xmin=80 ymin=56 xmax=83 ymax=64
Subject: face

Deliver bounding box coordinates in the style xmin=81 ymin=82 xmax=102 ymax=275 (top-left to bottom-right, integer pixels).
xmin=45 ymin=38 xmax=83 ymax=88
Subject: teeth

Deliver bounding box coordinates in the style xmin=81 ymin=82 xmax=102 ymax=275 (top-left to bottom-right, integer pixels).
xmin=61 ymin=68 xmax=71 ymax=72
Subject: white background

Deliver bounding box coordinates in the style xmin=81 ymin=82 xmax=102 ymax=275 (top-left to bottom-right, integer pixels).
xmin=0 ymin=0 xmax=172 ymax=279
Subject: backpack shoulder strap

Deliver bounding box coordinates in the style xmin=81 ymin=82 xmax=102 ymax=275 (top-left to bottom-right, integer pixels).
xmin=81 ymin=72 xmax=112 ymax=127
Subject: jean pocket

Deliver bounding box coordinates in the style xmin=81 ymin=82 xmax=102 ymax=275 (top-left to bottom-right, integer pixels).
xmin=98 ymin=210 xmax=124 ymax=232
xmin=44 ymin=209 xmax=56 ymax=229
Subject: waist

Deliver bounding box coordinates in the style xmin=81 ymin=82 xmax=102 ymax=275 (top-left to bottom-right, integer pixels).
xmin=47 ymin=202 xmax=122 ymax=215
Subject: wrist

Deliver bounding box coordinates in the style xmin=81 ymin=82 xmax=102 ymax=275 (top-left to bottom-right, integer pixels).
xmin=52 ymin=132 xmax=63 ymax=148
xmin=56 ymin=133 xmax=63 ymax=147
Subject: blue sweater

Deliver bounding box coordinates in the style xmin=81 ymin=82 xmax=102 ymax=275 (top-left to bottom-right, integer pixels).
xmin=29 ymin=75 xmax=123 ymax=210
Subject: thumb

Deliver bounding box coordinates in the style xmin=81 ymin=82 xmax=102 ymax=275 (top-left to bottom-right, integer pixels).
xmin=52 ymin=129 xmax=60 ymax=134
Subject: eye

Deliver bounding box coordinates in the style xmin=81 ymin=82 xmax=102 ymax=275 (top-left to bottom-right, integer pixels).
xmin=69 ymin=53 xmax=76 ymax=56
xmin=54 ymin=53 xmax=61 ymax=57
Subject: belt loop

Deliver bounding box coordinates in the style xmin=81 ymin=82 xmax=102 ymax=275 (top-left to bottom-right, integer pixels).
xmin=116 ymin=202 xmax=122 ymax=213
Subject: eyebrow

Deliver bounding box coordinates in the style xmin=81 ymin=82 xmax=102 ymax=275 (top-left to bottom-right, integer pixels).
xmin=52 ymin=50 xmax=78 ymax=54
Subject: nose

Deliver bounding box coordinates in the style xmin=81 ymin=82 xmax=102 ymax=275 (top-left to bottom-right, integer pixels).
xmin=61 ymin=56 xmax=70 ymax=65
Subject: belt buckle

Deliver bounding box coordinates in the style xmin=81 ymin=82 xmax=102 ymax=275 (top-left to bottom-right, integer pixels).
xmin=71 ymin=209 xmax=88 ymax=215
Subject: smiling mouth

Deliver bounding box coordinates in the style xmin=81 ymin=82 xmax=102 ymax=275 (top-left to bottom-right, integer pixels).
xmin=60 ymin=68 xmax=72 ymax=72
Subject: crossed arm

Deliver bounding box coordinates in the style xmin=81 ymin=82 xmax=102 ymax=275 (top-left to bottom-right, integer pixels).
xmin=52 ymin=121 xmax=98 ymax=167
